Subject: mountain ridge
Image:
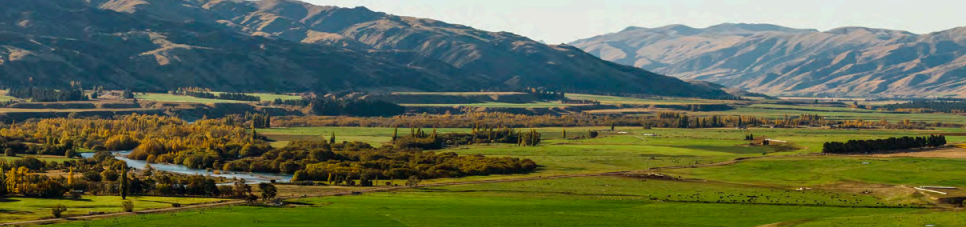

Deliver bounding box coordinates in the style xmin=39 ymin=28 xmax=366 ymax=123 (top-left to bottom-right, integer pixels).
xmin=571 ymin=23 xmax=966 ymax=97
xmin=0 ymin=0 xmax=732 ymax=98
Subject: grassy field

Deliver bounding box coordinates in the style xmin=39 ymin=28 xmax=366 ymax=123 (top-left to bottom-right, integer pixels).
xmin=691 ymin=104 xmax=966 ymax=124
xmin=0 ymin=196 xmax=227 ymax=223
xmin=392 ymin=92 xmax=526 ymax=96
xmin=1 ymin=154 xmax=76 ymax=163
xmin=27 ymin=123 xmax=966 ymax=226
xmin=260 ymin=127 xmax=474 ymax=147
xmin=795 ymin=210 xmax=966 ymax=226
xmin=565 ymin=94 xmax=733 ymax=105
xmin=258 ymin=126 xmax=966 ymax=179
xmin=210 ymin=92 xmax=302 ymax=101
xmin=53 ymin=177 xmax=928 ymax=227
xmin=662 ymin=156 xmax=966 ymax=188
xmin=135 ymin=93 xmax=243 ymax=103
xmin=401 ymin=101 xmax=575 ymax=108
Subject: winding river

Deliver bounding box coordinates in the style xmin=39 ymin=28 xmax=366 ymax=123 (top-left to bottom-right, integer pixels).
xmin=81 ymin=151 xmax=292 ymax=184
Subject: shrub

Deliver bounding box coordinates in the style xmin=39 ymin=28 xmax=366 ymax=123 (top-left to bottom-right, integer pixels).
xmin=4 ymin=148 xmax=13 ymax=157
xmin=121 ymin=200 xmax=134 ymax=212
xmin=51 ymin=204 xmax=67 ymax=218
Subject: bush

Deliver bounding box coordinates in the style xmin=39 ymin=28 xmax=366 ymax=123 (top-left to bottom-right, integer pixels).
xmin=121 ymin=200 xmax=134 ymax=212
xmin=51 ymin=204 xmax=67 ymax=218
xmin=4 ymin=148 xmax=13 ymax=157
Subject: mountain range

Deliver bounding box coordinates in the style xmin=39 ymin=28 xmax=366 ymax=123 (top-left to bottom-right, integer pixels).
xmin=0 ymin=0 xmax=731 ymax=98
xmin=571 ymin=23 xmax=966 ymax=97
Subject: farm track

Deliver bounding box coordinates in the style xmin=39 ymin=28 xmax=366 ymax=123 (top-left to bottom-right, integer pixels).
xmin=0 ymin=154 xmax=813 ymax=226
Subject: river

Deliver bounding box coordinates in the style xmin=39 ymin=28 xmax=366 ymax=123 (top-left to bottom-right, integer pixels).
xmin=81 ymin=151 xmax=292 ymax=184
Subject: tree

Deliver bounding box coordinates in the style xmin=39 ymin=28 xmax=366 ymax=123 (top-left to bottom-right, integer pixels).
xmin=406 ymin=175 xmax=421 ymax=188
xmin=329 ymin=133 xmax=336 ymax=144
xmin=51 ymin=204 xmax=67 ymax=218
xmin=258 ymin=183 xmax=277 ymax=201
xmin=83 ymin=171 xmax=102 ymax=182
xmin=0 ymin=167 xmax=7 ymax=196
xmin=122 ymin=89 xmax=135 ymax=99
xmin=562 ymin=129 xmax=567 ymax=139
xmin=121 ymin=200 xmax=134 ymax=212
xmin=101 ymin=169 xmax=119 ymax=182
xmin=245 ymin=193 xmax=259 ymax=205
xmin=64 ymin=149 xmax=77 ymax=158
xmin=4 ymin=148 xmax=13 ymax=157
xmin=391 ymin=127 xmax=399 ymax=142
xmin=67 ymin=168 xmax=74 ymax=189
xmin=120 ymin=167 xmax=128 ymax=199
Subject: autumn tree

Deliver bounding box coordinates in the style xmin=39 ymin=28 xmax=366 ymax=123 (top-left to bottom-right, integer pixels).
xmin=258 ymin=183 xmax=277 ymax=201
xmin=406 ymin=175 xmax=421 ymax=188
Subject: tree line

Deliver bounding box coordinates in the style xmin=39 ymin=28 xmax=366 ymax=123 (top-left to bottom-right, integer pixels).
xmin=177 ymin=91 xmax=261 ymax=102
xmin=271 ymin=112 xmax=957 ymax=130
xmin=0 ymin=114 xmax=536 ymax=188
xmin=7 ymin=87 xmax=88 ymax=102
xmin=272 ymin=97 xmax=404 ymax=117
xmin=822 ymin=135 xmax=948 ymax=154
xmin=1 ymin=153 xmax=268 ymax=199
xmin=522 ymin=87 xmax=565 ymax=100
xmin=884 ymin=101 xmax=966 ymax=114
xmin=392 ymin=125 xmax=542 ymax=150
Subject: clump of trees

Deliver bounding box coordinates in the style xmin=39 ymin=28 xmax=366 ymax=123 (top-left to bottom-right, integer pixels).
xmin=247 ymin=113 xmax=272 ymax=129
xmin=884 ymin=101 xmax=966 ymax=114
xmin=822 ymin=135 xmax=947 ymax=154
xmin=394 ymin=125 xmax=542 ymax=150
xmin=522 ymin=87 xmax=565 ymax=100
xmin=173 ymin=88 xmax=260 ymax=102
xmin=229 ymin=137 xmax=537 ymax=183
xmin=7 ymin=87 xmax=88 ymax=102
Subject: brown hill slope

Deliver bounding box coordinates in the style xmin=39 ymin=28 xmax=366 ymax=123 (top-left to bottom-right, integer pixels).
xmin=0 ymin=0 xmax=487 ymax=92
xmin=85 ymin=0 xmax=731 ymax=98
xmin=571 ymin=23 xmax=966 ymax=97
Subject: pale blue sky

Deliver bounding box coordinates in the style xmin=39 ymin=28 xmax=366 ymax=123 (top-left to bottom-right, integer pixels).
xmin=305 ymin=0 xmax=966 ymax=43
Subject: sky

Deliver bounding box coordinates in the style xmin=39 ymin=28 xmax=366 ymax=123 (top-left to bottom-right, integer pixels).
xmin=305 ymin=0 xmax=966 ymax=44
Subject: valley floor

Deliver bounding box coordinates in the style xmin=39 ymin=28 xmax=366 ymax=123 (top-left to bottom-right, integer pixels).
xmin=15 ymin=125 xmax=965 ymax=226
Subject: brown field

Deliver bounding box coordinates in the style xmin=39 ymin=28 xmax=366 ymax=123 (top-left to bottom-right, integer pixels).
xmin=871 ymin=147 xmax=966 ymax=159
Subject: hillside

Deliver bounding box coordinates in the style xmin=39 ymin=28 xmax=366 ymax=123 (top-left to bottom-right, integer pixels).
xmin=571 ymin=23 xmax=966 ymax=97
xmin=0 ymin=0 xmax=732 ymax=98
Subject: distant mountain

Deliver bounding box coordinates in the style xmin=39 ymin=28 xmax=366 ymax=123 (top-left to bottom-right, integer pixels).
xmin=0 ymin=0 xmax=732 ymax=98
xmin=571 ymin=23 xmax=966 ymax=97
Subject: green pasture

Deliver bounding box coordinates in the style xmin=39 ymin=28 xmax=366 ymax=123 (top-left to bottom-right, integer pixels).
xmin=401 ymin=101 xmax=573 ymax=108
xmin=210 ymin=92 xmax=301 ymax=101
xmin=693 ymin=105 xmax=966 ymax=124
xmin=135 ymin=93 xmax=242 ymax=103
xmin=794 ymin=210 xmax=966 ymax=227
xmin=1 ymin=154 xmax=76 ymax=163
xmin=52 ymin=177 xmax=920 ymax=227
xmin=0 ymin=196 xmax=227 ymax=223
xmin=565 ymin=94 xmax=732 ymax=105
xmin=663 ymin=156 xmax=966 ymax=188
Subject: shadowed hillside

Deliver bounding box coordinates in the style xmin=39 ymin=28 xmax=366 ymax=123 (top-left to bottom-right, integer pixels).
xmin=0 ymin=0 xmax=731 ymax=98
